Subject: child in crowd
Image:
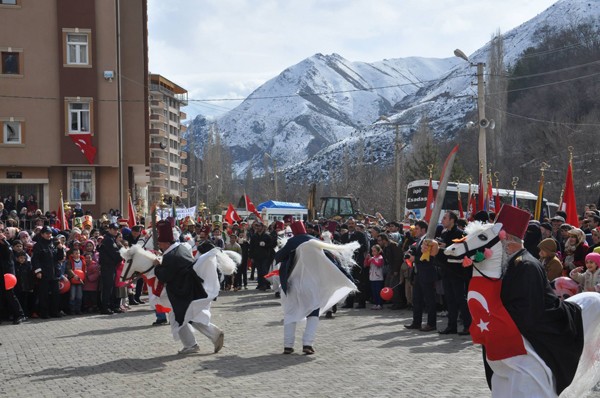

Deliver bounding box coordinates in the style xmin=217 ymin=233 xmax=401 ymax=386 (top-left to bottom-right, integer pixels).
xmin=538 ymin=238 xmax=563 ymax=281
xmin=82 ymin=252 xmax=100 ymax=312
xmin=66 ymin=248 xmax=86 ymax=315
xmin=365 ymin=244 xmax=385 ymax=310
xmin=13 ymin=251 xmax=34 ymax=318
xmin=569 ymin=252 xmax=600 ymax=293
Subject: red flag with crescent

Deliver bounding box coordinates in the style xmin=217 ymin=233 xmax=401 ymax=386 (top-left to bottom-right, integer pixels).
xmin=467 ymin=277 xmax=526 ymax=361
xmin=70 ymin=134 xmax=97 ymax=164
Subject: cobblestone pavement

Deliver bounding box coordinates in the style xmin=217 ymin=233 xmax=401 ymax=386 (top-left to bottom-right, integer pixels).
xmin=1 ymin=283 xmax=599 ymax=397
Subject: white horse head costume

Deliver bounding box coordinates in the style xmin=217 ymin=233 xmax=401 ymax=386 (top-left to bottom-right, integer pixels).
xmin=444 ymin=221 xmax=600 ymax=398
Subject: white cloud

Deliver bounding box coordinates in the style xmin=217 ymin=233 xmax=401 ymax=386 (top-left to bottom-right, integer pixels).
xmin=148 ymin=0 xmax=557 ymax=117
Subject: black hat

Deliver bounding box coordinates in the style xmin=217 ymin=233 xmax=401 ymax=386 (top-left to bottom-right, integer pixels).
xmin=108 ymin=222 xmax=120 ymax=230
xmin=540 ymin=222 xmax=552 ymax=232
xmin=40 ymin=226 xmax=53 ymax=234
xmin=473 ymin=211 xmax=490 ymax=223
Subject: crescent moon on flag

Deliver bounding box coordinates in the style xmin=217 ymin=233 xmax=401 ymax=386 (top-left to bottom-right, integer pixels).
xmin=467 ymin=291 xmax=489 ymax=313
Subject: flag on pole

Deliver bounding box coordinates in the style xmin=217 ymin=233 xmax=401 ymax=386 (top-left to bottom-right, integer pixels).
xmin=457 ymin=184 xmax=464 ymax=219
xmin=512 ymin=186 xmax=517 ymax=207
xmin=127 ymin=193 xmax=136 ymax=227
xmin=225 ymin=203 xmax=242 ymax=224
xmin=534 ymin=173 xmax=545 ymax=221
xmin=57 ymin=191 xmax=68 ymax=230
xmin=423 ymin=177 xmax=435 ymax=223
xmin=477 ymin=173 xmax=484 ymax=212
xmin=245 ymin=194 xmax=262 ymax=221
xmin=487 ymin=175 xmax=494 ymax=211
xmin=562 ymin=160 xmax=578 ymax=226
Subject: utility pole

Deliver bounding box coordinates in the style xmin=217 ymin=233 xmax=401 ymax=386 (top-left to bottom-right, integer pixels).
xmin=394 ymin=124 xmax=402 ymax=221
xmin=476 ymin=62 xmax=488 ymax=206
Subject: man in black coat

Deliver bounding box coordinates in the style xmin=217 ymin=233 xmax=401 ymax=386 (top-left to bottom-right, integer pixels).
xmin=97 ymin=223 xmax=122 ymax=314
xmin=249 ymin=221 xmax=273 ymax=291
xmin=32 ymin=226 xmax=65 ymax=318
xmin=436 ymin=211 xmax=470 ymax=335
xmin=154 ymin=221 xmax=224 ymax=355
xmin=340 ymin=218 xmax=369 ymax=309
xmin=485 ymin=205 xmax=585 ymax=396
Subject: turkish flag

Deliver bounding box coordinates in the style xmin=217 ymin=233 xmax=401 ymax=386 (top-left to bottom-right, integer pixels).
xmin=245 ymin=194 xmax=262 ymax=221
xmin=467 ymin=277 xmax=527 ymax=361
xmin=225 ymin=203 xmax=242 ymax=224
xmin=70 ymin=134 xmax=97 ymax=164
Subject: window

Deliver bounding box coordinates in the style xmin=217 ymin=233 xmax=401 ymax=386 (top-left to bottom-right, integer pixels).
xmin=62 ymin=29 xmax=91 ymax=67
xmin=69 ymin=169 xmax=94 ymax=203
xmin=1 ymin=118 xmax=23 ymax=145
xmin=67 ymin=34 xmax=88 ymax=64
xmin=65 ymin=98 xmax=93 ymax=134
xmin=3 ymin=121 xmax=21 ymax=144
xmin=0 ymin=48 xmax=22 ymax=75
xmin=0 ymin=0 xmax=18 ymax=5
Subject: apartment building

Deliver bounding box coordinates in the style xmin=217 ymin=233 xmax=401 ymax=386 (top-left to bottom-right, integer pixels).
xmin=0 ymin=0 xmax=149 ymax=217
xmin=148 ymin=74 xmax=188 ymax=206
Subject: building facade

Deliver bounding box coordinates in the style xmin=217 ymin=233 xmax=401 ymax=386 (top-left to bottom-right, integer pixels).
xmin=0 ymin=0 xmax=149 ymax=218
xmin=148 ymin=74 xmax=188 ymax=207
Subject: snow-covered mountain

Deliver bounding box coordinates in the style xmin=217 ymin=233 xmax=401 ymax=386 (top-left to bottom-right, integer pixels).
xmin=187 ymin=0 xmax=600 ymax=181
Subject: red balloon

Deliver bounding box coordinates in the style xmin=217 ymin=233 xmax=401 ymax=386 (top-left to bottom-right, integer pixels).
xmin=380 ymin=287 xmax=393 ymax=301
xmin=72 ymin=269 xmax=85 ymax=284
xmin=4 ymin=273 xmax=17 ymax=290
xmin=59 ymin=278 xmax=71 ymax=294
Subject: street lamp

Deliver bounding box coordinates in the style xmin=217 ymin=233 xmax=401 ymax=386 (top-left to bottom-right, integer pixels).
xmin=375 ymin=116 xmax=409 ymax=220
xmin=264 ymin=153 xmax=278 ymax=200
xmin=454 ymin=48 xmax=494 ymax=206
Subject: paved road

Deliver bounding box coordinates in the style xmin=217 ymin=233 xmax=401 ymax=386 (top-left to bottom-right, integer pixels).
xmin=1 ymin=284 xmax=599 ymax=397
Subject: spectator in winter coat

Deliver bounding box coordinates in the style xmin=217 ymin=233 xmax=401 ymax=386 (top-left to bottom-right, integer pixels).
xmin=32 ymin=226 xmax=65 ymax=318
xmin=83 ymin=252 xmax=100 ymax=312
xmin=14 ymin=251 xmax=34 ymax=317
xmin=538 ymin=238 xmax=563 ymax=282
xmin=569 ymin=252 xmax=600 ymax=293
xmin=562 ymin=228 xmax=589 ymax=274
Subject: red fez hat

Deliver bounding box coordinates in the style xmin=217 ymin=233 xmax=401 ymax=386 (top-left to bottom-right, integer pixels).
xmin=495 ymin=204 xmax=530 ymax=239
xmin=156 ymin=220 xmax=174 ymax=243
xmin=200 ymin=225 xmax=211 ymax=235
xmin=326 ymin=220 xmax=338 ymax=234
xmin=165 ymin=217 xmax=175 ymax=228
xmin=290 ymin=220 xmax=307 ymax=236
xmin=275 ymin=221 xmax=285 ymax=231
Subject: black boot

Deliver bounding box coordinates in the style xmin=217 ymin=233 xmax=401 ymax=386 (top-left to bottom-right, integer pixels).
xmin=128 ymin=294 xmax=139 ymax=306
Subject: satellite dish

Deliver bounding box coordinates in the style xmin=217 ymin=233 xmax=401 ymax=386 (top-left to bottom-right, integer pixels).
xmin=159 ymin=142 xmax=167 ymax=150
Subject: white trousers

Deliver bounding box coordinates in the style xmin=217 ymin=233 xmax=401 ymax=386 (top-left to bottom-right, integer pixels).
xmin=178 ymin=322 xmax=222 ymax=349
xmin=284 ymin=316 xmax=319 ymax=348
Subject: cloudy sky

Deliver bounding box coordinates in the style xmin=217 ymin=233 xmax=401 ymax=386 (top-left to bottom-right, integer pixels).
xmin=147 ymin=0 xmax=557 ymax=119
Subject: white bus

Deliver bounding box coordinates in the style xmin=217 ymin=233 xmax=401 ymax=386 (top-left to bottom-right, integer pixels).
xmin=404 ymin=179 xmax=557 ymax=223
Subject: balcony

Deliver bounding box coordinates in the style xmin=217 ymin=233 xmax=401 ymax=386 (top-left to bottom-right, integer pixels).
xmin=179 ymin=111 xmax=187 ymax=120
xmin=150 ymin=113 xmax=165 ymax=122
xmin=180 ymin=151 xmax=188 ymax=160
xmin=150 ymin=99 xmax=164 ymax=109
xmin=180 ymin=124 xmax=187 ymax=133
xmin=180 ymin=137 xmax=187 ymax=146
xmin=149 ymin=157 xmax=168 ymax=166
xmin=149 ymin=127 xmax=167 ymax=138
xmin=181 ymin=177 xmax=188 ymax=186
xmin=180 ymin=164 xmax=188 ymax=173
xmin=149 ymin=141 xmax=168 ymax=150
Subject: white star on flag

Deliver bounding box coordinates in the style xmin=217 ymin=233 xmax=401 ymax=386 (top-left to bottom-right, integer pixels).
xmin=477 ymin=319 xmax=489 ymax=332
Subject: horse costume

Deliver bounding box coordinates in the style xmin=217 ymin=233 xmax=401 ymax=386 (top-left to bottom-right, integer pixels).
xmin=444 ymin=220 xmax=600 ymax=398
xmin=119 ymin=244 xmax=237 ymax=341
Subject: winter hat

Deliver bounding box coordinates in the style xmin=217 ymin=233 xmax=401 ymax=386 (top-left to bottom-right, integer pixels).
xmin=495 ymin=204 xmax=530 ymax=239
xmin=540 ymin=222 xmax=552 ymax=232
xmin=473 ymin=211 xmax=490 ymax=223
xmin=538 ymin=238 xmax=557 ymax=254
xmin=585 ymin=252 xmax=600 ymax=269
